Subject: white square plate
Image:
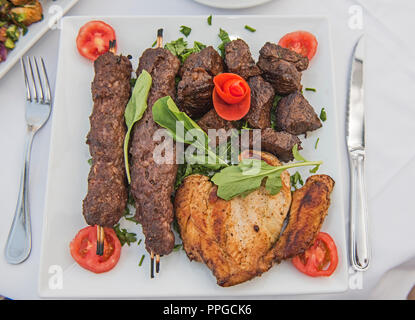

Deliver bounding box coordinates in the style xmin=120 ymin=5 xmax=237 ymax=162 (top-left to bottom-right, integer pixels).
xmin=39 ymin=15 xmax=348 ymax=298
xmin=0 ymin=0 xmax=79 ymax=80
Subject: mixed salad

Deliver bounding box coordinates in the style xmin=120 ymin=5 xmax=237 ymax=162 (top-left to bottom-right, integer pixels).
xmin=0 ymin=0 xmax=43 ymax=63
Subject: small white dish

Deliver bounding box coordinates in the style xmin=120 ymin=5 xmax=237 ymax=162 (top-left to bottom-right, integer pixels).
xmin=194 ymin=0 xmax=273 ymax=9
xmin=39 ymin=15 xmax=348 ymax=298
xmin=0 ymin=0 xmax=79 ymax=80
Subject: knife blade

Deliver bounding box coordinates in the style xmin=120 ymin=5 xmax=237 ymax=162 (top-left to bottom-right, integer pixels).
xmin=346 ymin=36 xmax=370 ymax=271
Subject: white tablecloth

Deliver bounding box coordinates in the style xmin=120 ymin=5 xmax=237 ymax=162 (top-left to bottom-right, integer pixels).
xmin=0 ymin=0 xmax=414 ymax=299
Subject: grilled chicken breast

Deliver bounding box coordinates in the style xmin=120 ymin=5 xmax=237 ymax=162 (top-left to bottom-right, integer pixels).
xmin=175 ymin=151 xmax=291 ymax=287
xmin=274 ymin=174 xmax=335 ymax=261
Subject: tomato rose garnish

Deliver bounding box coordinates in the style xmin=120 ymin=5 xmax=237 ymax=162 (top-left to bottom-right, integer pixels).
xmin=212 ymin=73 xmax=251 ymax=121
xmin=292 ymin=232 xmax=338 ymax=277
xmin=70 ymin=225 xmax=121 ymax=273
xmin=278 ymin=30 xmax=318 ymax=60
xmin=76 ymin=21 xmax=117 ymax=61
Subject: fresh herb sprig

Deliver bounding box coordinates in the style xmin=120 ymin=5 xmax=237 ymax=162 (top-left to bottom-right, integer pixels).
xmin=218 ymin=28 xmax=231 ymax=58
xmin=164 ymin=38 xmax=206 ymax=63
xmin=180 ymin=25 xmax=192 ymax=37
xmin=113 ymin=223 xmax=138 ymax=246
xmin=211 ymin=145 xmax=322 ymax=201
xmin=124 ymin=70 xmax=152 ymax=183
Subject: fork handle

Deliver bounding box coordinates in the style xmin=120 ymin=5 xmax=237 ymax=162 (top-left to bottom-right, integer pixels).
xmin=349 ymin=151 xmax=371 ymax=271
xmin=4 ymin=130 xmax=35 ymax=264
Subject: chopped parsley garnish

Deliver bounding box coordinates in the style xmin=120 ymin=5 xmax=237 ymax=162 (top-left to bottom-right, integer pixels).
xmin=138 ymin=255 xmax=145 ymax=266
xmin=270 ymin=95 xmax=282 ymax=130
xmin=290 ymin=171 xmax=304 ymax=190
xmin=207 ymin=15 xmax=212 ymax=25
xmin=180 ymin=25 xmax=192 ymax=37
xmin=315 ymin=137 xmax=320 ymax=149
xmin=113 ymin=224 xmax=137 ymax=246
xmin=320 ymin=108 xmax=327 ymax=122
xmin=244 ymin=25 xmax=256 ymax=32
xmin=305 ymin=87 xmax=317 ymax=92
xmin=151 ymin=40 xmax=157 ymax=47
xmin=165 ymin=38 xmax=206 ymax=63
xmin=137 ymin=239 xmax=142 ymax=246
xmin=218 ymin=28 xmax=231 ymax=58
xmin=87 ymin=158 xmax=92 ymax=166
xmin=173 ymin=244 xmax=183 ymax=252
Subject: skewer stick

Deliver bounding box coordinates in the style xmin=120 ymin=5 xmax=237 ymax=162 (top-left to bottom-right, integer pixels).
xmin=109 ymin=40 xmax=117 ymax=54
xmin=156 ymin=29 xmax=163 ymax=48
xmin=156 ymin=255 xmax=160 ymax=273
xmin=150 ymin=251 xmax=155 ymax=279
xmin=96 ymin=225 xmax=104 ymax=256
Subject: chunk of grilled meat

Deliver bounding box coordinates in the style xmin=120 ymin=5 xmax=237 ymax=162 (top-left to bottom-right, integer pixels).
xmin=244 ymin=75 xmax=275 ymax=129
xmin=274 ymin=175 xmax=335 ymax=261
xmin=260 ymin=42 xmax=309 ymax=72
xmin=257 ymin=42 xmax=307 ymax=95
xmin=175 ymin=151 xmax=291 ymax=287
xmin=179 ymin=46 xmax=224 ymax=77
xmin=224 ymin=39 xmax=261 ymax=79
xmin=177 ymin=46 xmax=224 ymax=118
xmin=247 ymin=128 xmax=302 ymax=162
xmin=275 ymin=91 xmax=322 ymax=135
xmin=177 ymin=68 xmax=214 ymax=118
xmin=130 ymin=47 xmax=180 ymax=256
xmin=83 ymin=52 xmax=132 ymax=227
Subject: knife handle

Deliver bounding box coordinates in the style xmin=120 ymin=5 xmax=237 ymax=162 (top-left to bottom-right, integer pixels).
xmin=349 ymin=151 xmax=371 ymax=271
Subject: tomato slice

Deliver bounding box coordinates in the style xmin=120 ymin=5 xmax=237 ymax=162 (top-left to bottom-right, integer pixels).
xmin=70 ymin=225 xmax=121 ymax=273
xmin=212 ymin=73 xmax=251 ymax=121
xmin=76 ymin=21 xmax=117 ymax=61
xmin=292 ymin=232 xmax=338 ymax=277
xmin=278 ymin=31 xmax=318 ymax=60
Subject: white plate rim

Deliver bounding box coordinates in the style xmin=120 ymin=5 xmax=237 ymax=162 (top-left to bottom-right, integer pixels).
xmin=38 ymin=14 xmax=349 ymax=298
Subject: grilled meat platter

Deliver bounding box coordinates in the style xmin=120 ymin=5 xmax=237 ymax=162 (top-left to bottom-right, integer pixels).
xmin=69 ymin=19 xmax=339 ymax=287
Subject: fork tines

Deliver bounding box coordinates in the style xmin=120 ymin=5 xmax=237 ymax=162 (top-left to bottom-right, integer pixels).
xmin=21 ymin=57 xmax=51 ymax=105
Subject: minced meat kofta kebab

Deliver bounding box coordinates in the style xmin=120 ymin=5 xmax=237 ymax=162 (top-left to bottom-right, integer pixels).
xmin=70 ymin=20 xmax=339 ymax=285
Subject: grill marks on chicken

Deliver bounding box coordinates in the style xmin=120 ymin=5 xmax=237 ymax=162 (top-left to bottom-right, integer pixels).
xmin=83 ymin=52 xmax=132 ymax=227
xmin=129 ymin=47 xmax=181 ymax=256
xmin=175 ymin=151 xmax=292 ymax=287
xmin=274 ymin=175 xmax=335 ymax=261
xmin=177 ymin=46 xmax=224 ymax=118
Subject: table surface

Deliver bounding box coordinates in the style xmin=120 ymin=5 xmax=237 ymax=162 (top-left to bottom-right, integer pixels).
xmin=1 ymin=0 xmax=414 ymax=300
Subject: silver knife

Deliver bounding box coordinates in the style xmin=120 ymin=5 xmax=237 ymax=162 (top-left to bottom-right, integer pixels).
xmin=346 ymin=36 xmax=370 ymax=271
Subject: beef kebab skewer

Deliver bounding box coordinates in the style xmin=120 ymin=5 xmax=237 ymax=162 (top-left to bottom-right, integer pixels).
xmin=82 ymin=40 xmax=132 ymax=255
xmin=130 ymin=29 xmax=180 ymax=277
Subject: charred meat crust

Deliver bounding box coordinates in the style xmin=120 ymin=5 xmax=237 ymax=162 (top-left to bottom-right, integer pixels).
xmin=275 ymin=91 xmax=322 ymax=135
xmin=130 ymin=47 xmax=181 ymax=256
xmin=259 ymin=42 xmax=309 ymax=72
xmin=244 ymin=75 xmax=275 ymax=129
xmin=177 ymin=46 xmax=224 ymax=119
xmin=274 ymin=174 xmax=335 ymax=261
xmin=224 ymin=39 xmax=261 ymax=79
xmin=247 ymin=128 xmax=303 ymax=162
xmin=83 ymin=52 xmax=132 ymax=227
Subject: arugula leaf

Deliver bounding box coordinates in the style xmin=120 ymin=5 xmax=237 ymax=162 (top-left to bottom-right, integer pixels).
xmin=320 ymin=108 xmax=327 ymax=122
xmin=292 ymin=144 xmax=307 ymax=162
xmin=152 ymin=96 xmax=228 ymax=167
xmin=123 ymin=70 xmax=152 ymax=183
xmin=207 ymin=15 xmax=212 ymax=25
xmin=211 ymin=145 xmax=323 ymax=201
xmin=180 ymin=25 xmax=192 ymax=37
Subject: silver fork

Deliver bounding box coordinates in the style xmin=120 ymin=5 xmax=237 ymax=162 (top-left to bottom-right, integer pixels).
xmin=4 ymin=57 xmax=52 ymax=264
